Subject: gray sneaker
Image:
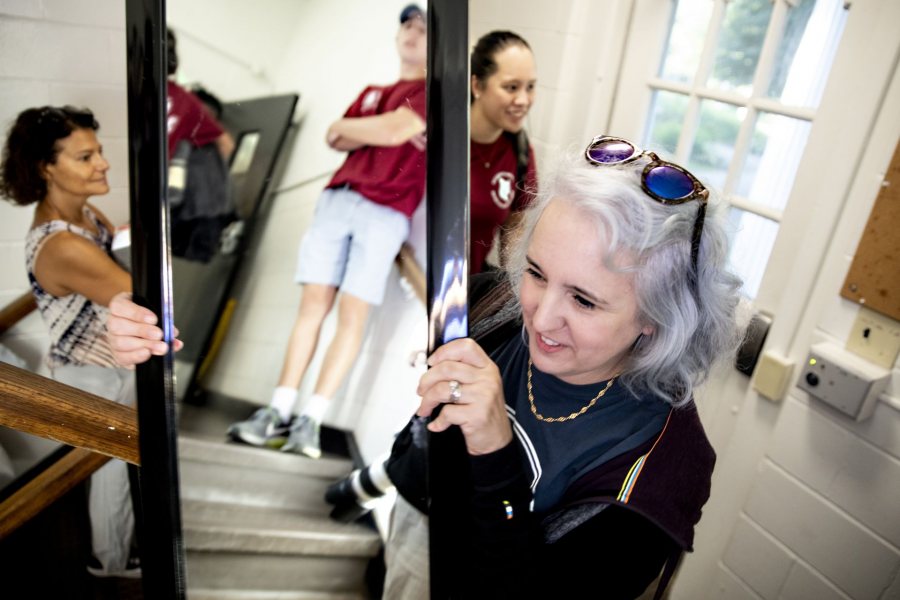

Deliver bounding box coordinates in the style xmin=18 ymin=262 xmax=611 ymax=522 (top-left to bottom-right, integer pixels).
xmin=281 ymin=415 xmax=321 ymax=458
xmin=226 ymin=407 xmax=291 ymax=448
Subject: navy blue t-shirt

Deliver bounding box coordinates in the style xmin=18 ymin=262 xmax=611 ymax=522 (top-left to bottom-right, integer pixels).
xmin=490 ymin=334 xmax=671 ymax=515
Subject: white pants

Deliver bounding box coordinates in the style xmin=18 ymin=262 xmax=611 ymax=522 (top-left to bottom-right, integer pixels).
xmin=383 ymin=494 xmax=430 ymax=599
xmin=52 ymin=364 xmax=136 ymax=574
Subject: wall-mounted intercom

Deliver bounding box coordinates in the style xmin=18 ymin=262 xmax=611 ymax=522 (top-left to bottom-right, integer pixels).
xmin=795 ymin=341 xmax=890 ymax=421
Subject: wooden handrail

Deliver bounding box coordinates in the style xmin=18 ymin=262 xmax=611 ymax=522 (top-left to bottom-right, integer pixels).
xmin=0 ymin=292 xmax=37 ymax=336
xmin=0 ymin=448 xmax=111 ymax=540
xmin=395 ymin=242 xmax=426 ymax=305
xmin=0 ymin=362 xmax=140 ymax=465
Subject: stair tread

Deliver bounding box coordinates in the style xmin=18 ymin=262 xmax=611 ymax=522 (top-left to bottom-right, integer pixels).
xmin=179 ymin=435 xmax=354 ymax=478
xmin=182 ymin=499 xmax=379 ymax=538
xmin=182 ymin=499 xmax=381 ymax=557
xmin=187 ymin=589 xmax=365 ymax=600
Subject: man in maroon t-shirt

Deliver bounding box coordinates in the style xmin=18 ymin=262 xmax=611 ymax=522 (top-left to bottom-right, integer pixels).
xmin=227 ymin=4 xmax=428 ymax=458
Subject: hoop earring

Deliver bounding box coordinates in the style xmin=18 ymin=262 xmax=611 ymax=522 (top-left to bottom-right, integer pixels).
xmin=521 ymin=324 xmax=529 ymax=346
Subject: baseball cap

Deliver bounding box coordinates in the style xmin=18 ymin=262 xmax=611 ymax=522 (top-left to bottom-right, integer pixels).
xmin=400 ymin=4 xmax=425 ymax=24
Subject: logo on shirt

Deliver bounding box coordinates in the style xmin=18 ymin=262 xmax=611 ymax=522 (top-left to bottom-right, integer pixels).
xmin=166 ymin=97 xmax=178 ymax=134
xmin=361 ymin=89 xmax=382 ymax=113
xmin=491 ymin=171 xmax=516 ymax=209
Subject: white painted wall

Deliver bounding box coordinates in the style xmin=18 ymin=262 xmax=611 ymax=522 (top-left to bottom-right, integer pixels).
xmin=166 ymin=0 xmax=302 ymax=101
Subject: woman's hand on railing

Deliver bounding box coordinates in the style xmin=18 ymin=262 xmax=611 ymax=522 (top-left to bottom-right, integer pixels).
xmin=415 ymin=338 xmax=513 ymax=456
xmin=107 ymin=292 xmax=182 ymax=368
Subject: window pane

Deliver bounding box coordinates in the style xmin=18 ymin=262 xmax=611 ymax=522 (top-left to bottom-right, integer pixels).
xmin=659 ymin=0 xmax=714 ymax=84
xmin=687 ymin=99 xmax=744 ymax=190
xmin=707 ymin=0 xmax=774 ymax=95
xmin=767 ymin=0 xmax=849 ymax=107
xmin=727 ymin=208 xmax=778 ymax=299
xmin=644 ymin=90 xmax=689 ymax=156
xmin=737 ymin=112 xmax=811 ymax=211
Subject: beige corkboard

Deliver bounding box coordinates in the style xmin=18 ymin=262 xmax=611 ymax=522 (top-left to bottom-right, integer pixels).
xmin=841 ymin=138 xmax=900 ymax=321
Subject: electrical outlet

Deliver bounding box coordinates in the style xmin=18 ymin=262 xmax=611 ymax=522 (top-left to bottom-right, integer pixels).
xmin=846 ymin=307 xmax=900 ymax=369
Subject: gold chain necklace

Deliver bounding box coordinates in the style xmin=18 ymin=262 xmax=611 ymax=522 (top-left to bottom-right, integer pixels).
xmin=527 ymin=359 xmax=618 ymax=423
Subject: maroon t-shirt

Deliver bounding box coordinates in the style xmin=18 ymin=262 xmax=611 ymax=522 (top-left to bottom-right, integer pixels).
xmin=166 ymin=81 xmax=225 ymax=158
xmin=470 ymin=134 xmax=537 ymax=272
xmin=326 ymin=79 xmax=426 ymax=218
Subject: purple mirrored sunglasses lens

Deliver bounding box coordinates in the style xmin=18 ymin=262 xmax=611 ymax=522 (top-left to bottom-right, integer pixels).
xmin=645 ymin=165 xmax=695 ymax=200
xmin=587 ymin=139 xmax=636 ymax=163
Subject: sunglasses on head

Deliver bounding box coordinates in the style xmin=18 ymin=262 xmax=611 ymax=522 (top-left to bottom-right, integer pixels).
xmin=584 ymin=135 xmax=708 ymax=273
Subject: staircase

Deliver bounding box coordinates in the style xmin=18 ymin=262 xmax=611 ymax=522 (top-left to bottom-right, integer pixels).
xmin=177 ymin=400 xmax=381 ymax=599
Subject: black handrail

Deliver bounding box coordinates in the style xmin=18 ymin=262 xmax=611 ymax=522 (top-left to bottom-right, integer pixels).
xmin=125 ymin=0 xmax=186 ymax=597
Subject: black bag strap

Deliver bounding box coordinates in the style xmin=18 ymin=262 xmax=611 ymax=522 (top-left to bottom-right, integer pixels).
xmin=653 ymin=549 xmax=683 ymax=600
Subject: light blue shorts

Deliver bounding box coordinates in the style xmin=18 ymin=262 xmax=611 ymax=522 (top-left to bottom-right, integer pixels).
xmin=295 ymin=187 xmax=410 ymax=305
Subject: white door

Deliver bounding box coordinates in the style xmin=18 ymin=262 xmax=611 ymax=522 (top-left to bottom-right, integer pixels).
xmin=607 ymin=0 xmax=900 ymax=597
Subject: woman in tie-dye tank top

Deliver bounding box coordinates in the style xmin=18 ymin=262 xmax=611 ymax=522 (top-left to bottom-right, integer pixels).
xmin=1 ymin=106 xmax=138 ymax=578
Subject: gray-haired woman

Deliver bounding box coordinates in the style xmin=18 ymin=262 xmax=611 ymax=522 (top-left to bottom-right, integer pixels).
xmin=384 ymin=135 xmax=743 ymax=598
xmin=105 ymin=134 xmax=744 ymax=598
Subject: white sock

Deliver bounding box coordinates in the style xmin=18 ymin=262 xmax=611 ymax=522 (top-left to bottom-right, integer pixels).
xmin=301 ymin=394 xmax=330 ymax=424
xmin=368 ymin=456 xmax=393 ymax=493
xmin=350 ymin=469 xmax=374 ymax=502
xmin=270 ymin=386 xmax=298 ymax=423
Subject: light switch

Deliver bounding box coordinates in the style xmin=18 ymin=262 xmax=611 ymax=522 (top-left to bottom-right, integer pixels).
xmin=752 ymin=351 xmax=794 ymax=402
xmin=846 ymin=307 xmax=900 ymax=369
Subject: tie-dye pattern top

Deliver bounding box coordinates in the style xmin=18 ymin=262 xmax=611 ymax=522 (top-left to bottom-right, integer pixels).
xmin=25 ymin=206 xmax=118 ymax=369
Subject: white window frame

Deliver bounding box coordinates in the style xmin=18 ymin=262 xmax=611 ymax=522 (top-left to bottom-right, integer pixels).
xmin=611 ymin=0 xmax=849 ymax=300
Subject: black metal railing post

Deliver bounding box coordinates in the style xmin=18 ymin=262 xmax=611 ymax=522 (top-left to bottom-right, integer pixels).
xmin=125 ymin=0 xmax=186 ymax=597
xmin=426 ymin=1 xmax=470 ymax=597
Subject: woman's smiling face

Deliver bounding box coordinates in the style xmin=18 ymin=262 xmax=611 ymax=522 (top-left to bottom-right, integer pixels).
xmin=472 ymin=43 xmax=536 ymax=134
xmin=520 ymin=198 xmax=653 ymax=385
xmin=43 ymin=128 xmax=109 ymax=199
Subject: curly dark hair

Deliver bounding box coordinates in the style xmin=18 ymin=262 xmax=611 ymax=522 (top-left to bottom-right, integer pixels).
xmin=0 ymin=105 xmax=100 ymax=206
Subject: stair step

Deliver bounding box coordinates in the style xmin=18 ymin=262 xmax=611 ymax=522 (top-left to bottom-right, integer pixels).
xmin=182 ymin=500 xmax=381 ymax=557
xmin=179 ymin=435 xmax=354 ymax=477
xmin=178 ymin=434 xmax=379 ymax=595
xmin=188 ymin=590 xmax=365 ymax=600
xmin=178 ymin=436 xmax=353 ymax=513
xmin=185 ymin=548 xmax=373 ymax=594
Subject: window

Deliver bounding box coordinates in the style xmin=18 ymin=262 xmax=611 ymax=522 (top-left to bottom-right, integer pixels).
xmin=642 ymin=0 xmax=848 ymax=297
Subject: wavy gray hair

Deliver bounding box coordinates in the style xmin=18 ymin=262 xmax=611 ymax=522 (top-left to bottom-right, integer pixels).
xmin=499 ymin=148 xmax=744 ymax=406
